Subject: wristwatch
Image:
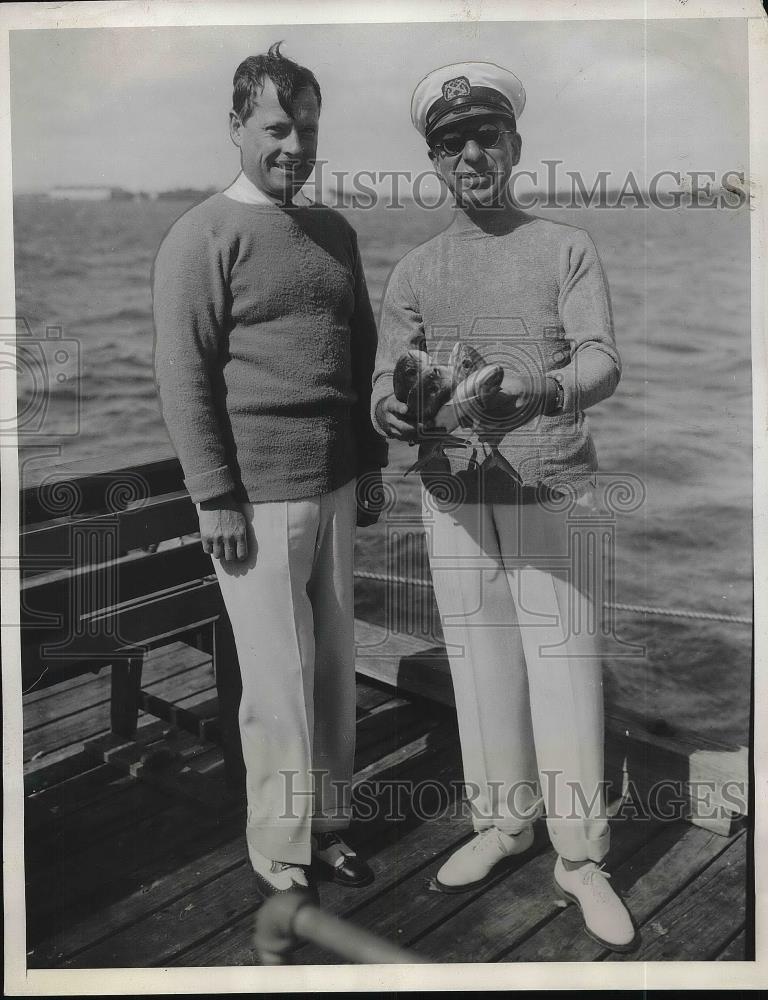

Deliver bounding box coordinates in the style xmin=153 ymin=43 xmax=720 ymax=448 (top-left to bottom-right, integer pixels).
xmin=545 ymin=373 xmax=565 ymax=415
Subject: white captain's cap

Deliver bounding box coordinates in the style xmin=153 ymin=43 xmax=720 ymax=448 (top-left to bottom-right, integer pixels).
xmin=411 ymin=61 xmax=526 ymax=141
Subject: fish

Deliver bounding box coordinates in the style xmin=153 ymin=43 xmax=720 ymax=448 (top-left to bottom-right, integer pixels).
xmin=450 ymin=341 xmax=487 ymax=386
xmin=393 ymin=349 xmax=454 ymax=425
xmin=446 ymin=343 xmax=523 ymax=486
xmin=393 ymin=343 xmax=505 ymax=476
xmin=431 ymin=361 xmax=504 ymax=434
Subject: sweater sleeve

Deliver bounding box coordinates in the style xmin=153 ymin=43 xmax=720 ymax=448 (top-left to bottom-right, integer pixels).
xmin=349 ymin=233 xmax=388 ymax=471
xmin=556 ymin=230 xmax=621 ymax=413
xmin=370 ymin=256 xmax=426 ymax=436
xmin=152 ymin=211 xmax=236 ymax=503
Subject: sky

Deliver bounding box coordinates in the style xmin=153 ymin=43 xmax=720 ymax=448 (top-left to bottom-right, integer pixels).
xmin=9 ymin=17 xmax=749 ymax=195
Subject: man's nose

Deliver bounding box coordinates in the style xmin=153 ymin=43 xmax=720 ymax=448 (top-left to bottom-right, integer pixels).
xmin=462 ymin=139 xmax=485 ymax=163
xmin=281 ymin=129 xmax=303 ymax=157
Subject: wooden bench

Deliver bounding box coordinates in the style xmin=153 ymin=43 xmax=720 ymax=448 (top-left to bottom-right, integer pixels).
xmin=20 ymin=453 xmax=245 ymax=798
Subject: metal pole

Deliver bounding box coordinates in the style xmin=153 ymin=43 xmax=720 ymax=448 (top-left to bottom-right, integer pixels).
xmin=254 ymin=892 xmax=426 ymax=965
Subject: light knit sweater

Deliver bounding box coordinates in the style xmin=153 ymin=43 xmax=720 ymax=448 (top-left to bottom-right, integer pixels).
xmin=371 ymin=208 xmax=621 ymax=503
xmin=152 ymin=193 xmax=387 ymax=504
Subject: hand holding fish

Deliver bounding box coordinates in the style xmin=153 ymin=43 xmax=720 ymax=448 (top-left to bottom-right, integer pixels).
xmin=389 ymin=344 xmax=504 ymax=436
xmin=480 ymin=372 xmax=534 ymax=416
xmin=376 ymin=394 xmax=419 ymax=442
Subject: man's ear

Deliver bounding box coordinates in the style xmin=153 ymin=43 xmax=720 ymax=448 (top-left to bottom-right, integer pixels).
xmin=427 ymin=148 xmax=437 ymax=163
xmin=511 ymin=131 xmax=522 ymax=167
xmin=229 ymin=111 xmax=243 ymax=148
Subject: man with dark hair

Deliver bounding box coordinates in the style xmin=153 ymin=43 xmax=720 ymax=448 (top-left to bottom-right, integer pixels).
xmin=153 ymin=42 xmax=385 ymax=897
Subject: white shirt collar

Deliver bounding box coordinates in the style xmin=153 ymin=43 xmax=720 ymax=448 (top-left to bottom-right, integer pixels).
xmin=223 ymin=171 xmax=312 ymax=206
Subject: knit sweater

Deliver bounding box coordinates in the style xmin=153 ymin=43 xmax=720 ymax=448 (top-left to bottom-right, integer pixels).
xmin=152 ymin=193 xmax=387 ymax=504
xmin=371 ymin=208 xmax=621 ymax=503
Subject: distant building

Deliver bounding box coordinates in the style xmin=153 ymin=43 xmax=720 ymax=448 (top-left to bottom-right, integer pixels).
xmin=156 ymin=187 xmax=217 ymax=201
xmin=48 ymin=185 xmax=113 ymax=201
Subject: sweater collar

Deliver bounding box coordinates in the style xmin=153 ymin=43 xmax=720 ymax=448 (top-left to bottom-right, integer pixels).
xmin=448 ymin=201 xmax=532 ymax=237
xmin=223 ymin=171 xmax=312 ymax=207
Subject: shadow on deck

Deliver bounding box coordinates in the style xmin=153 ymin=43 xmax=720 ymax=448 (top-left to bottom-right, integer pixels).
xmin=23 ymin=638 xmax=749 ymax=968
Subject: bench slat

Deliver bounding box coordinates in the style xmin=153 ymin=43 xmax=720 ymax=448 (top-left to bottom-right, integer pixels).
xmin=22 ymin=579 xmax=223 ymax=689
xmin=21 ymin=541 xmax=213 ymax=637
xmin=21 ymin=454 xmax=182 ymax=524
xmin=21 ymin=493 xmax=199 ymax=567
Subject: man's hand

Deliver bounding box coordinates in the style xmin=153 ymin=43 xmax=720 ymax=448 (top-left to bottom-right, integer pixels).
xmin=198 ymin=493 xmax=248 ymax=561
xmin=376 ymin=395 xmax=418 ymax=442
xmin=356 ymin=468 xmax=384 ymax=527
xmin=487 ymin=373 xmax=534 ymax=413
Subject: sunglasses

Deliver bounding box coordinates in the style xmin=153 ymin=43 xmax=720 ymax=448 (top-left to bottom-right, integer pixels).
xmin=430 ymin=123 xmax=516 ymax=158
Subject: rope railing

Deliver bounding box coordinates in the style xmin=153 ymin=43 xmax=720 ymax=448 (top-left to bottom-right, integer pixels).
xmin=254 ymin=892 xmax=425 ymax=965
xmin=352 ymin=569 xmax=752 ymax=626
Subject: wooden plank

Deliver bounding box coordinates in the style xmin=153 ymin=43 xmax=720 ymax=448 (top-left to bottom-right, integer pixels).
xmin=355 ymin=618 xmax=454 ymax=707
xmin=25 ymin=690 xmax=238 ymax=907
xmin=21 ymin=453 xmax=182 ymax=524
xmin=29 ymin=826 xmax=246 ymax=968
xmin=614 ymin=833 xmax=747 ymax=961
xmin=23 ymin=639 xmax=200 ymax=710
xmin=26 ymin=794 xmax=241 ymax=956
xmin=24 ymin=659 xmax=393 ymax=792
xmin=507 ymin=822 xmax=744 ymax=962
xmin=716 ymin=929 xmax=748 ymax=961
xmin=25 ymin=718 xmax=178 ymax=822
xmin=83 ymin=724 xmax=234 ymax=813
xmin=368 ymin=817 xmax=663 ymax=965
xmin=175 ymin=728 xmax=467 ymax=966
xmin=25 ymin=774 xmax=171 ymax=874
xmin=356 ymin=678 xmax=400 ymax=713
xmin=354 ymin=698 xmax=442 ymax=768
xmin=24 ymin=660 xmax=215 ymax=762
xmin=26 ymin=761 xmax=140 ymax=836
xmin=21 ymin=492 xmax=199 ymax=565
xmin=25 ymin=747 xmax=115 ymax=796
xmin=24 ymin=709 xmax=183 ymax=790
xmin=24 ymin=667 xmax=103 ymax=707
xmin=48 ymin=720 xmax=461 ymax=968
xmin=21 ymin=542 xmax=213 ymax=642
xmin=80 ymin=694 xmax=441 ymax=814
xmin=354 ymin=618 xmax=749 ymax=833
xmin=21 ymin=580 xmax=222 ymax=691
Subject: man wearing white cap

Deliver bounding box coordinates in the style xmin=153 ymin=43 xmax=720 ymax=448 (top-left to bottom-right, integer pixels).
xmin=372 ymin=61 xmax=635 ymax=951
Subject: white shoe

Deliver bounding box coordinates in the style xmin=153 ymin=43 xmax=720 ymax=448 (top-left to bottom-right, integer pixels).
xmin=435 ymin=825 xmax=535 ymax=893
xmin=250 ymin=847 xmax=312 ymax=896
xmin=553 ymin=857 xmax=636 ymax=952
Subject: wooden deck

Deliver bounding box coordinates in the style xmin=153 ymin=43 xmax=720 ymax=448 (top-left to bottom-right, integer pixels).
xmin=23 ymin=633 xmax=750 ymax=967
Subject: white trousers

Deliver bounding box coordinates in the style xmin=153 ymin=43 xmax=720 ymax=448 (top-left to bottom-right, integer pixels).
xmin=211 ymin=480 xmax=357 ymax=866
xmin=424 ymin=492 xmax=610 ymax=862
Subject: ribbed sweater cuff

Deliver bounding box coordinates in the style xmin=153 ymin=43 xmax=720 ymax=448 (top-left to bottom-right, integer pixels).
xmin=184 ymin=464 xmax=236 ymax=504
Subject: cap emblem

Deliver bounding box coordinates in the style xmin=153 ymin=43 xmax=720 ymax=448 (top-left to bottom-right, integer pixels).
xmin=442 ymin=76 xmax=471 ymax=102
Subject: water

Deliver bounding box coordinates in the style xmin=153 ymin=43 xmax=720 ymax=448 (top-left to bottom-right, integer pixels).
xmin=13 ymin=195 xmax=752 ymax=745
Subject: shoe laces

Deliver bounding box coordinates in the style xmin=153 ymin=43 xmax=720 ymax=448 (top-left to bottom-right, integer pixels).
xmin=272 ymin=861 xmax=309 ymax=887
xmin=577 ymin=862 xmax=614 ymax=900
xmin=312 ymin=833 xmax=356 ymax=867
xmin=474 ymin=827 xmax=512 ymax=855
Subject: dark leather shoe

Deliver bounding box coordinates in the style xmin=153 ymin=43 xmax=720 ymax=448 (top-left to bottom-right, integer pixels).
xmin=311 ymin=832 xmax=374 ymax=887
